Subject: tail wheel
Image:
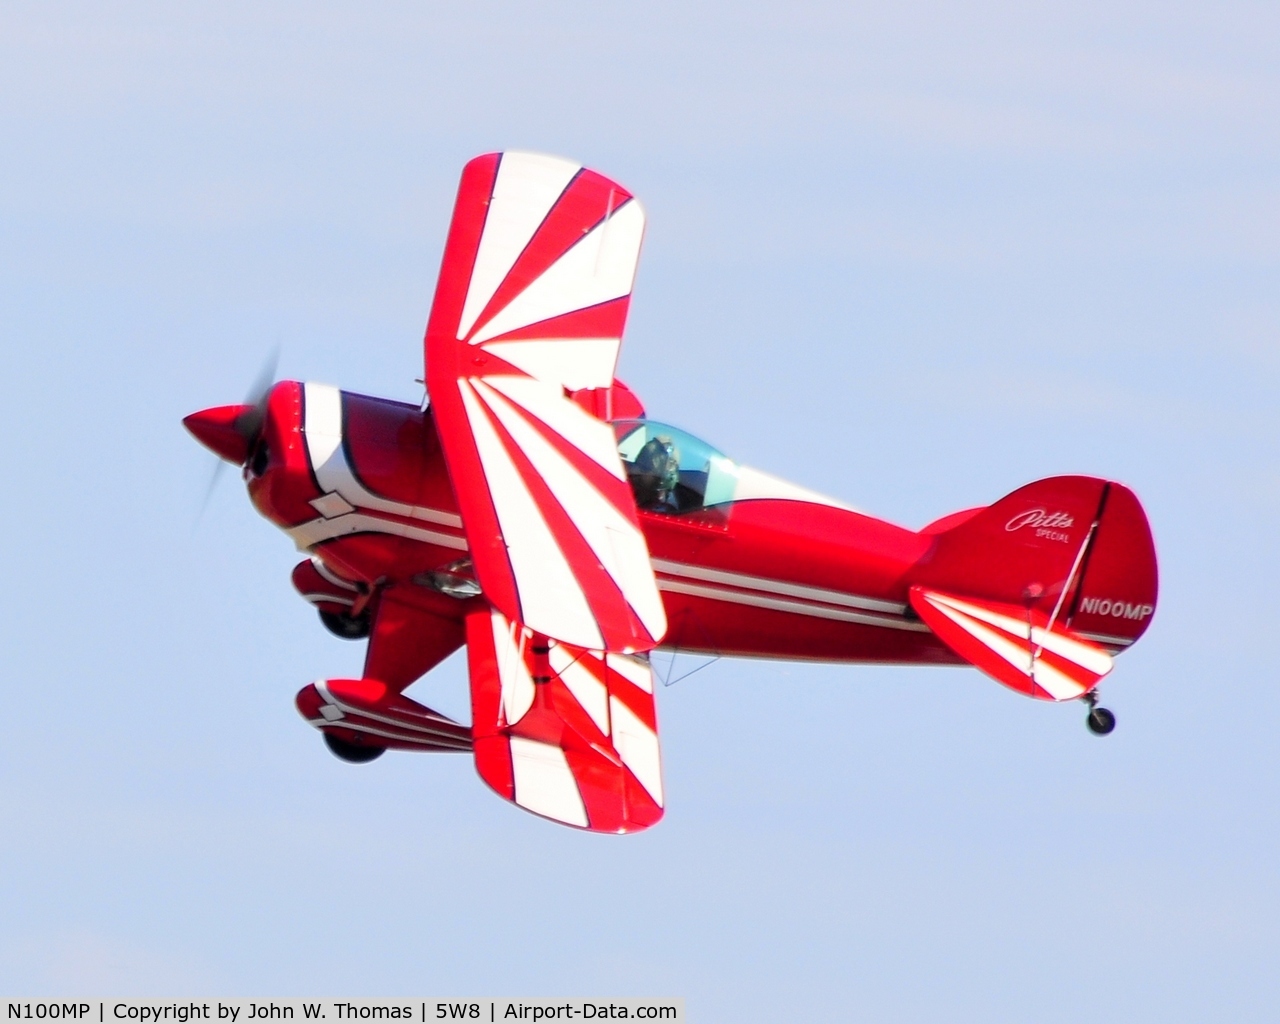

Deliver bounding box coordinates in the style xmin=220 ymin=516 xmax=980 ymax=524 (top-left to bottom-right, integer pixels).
xmin=319 ymin=608 xmax=371 ymax=640
xmin=1086 ymin=707 xmax=1116 ymax=736
xmin=323 ymin=732 xmax=386 ymax=763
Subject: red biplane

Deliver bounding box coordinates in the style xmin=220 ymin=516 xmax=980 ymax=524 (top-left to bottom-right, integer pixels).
xmin=186 ymin=152 xmax=1158 ymax=833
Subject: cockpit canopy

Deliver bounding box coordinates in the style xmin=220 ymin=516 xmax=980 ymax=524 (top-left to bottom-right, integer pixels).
xmin=615 ymin=419 xmax=740 ymax=515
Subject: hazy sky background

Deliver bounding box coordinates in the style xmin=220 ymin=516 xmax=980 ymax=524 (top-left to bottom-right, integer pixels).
xmin=1 ymin=2 xmax=1277 ymax=1020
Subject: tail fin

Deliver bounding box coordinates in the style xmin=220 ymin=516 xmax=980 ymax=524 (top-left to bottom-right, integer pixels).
xmin=914 ymin=475 xmax=1158 ymax=651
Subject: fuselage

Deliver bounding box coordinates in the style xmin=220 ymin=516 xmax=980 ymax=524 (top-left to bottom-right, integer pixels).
xmin=243 ymin=381 xmax=962 ymax=666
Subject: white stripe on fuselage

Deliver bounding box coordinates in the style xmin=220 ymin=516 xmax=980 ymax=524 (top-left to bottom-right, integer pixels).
xmin=289 ymin=382 xmax=469 ymax=552
xmin=651 ymin=559 xmax=905 ymax=615
xmin=292 ymin=383 xmax=922 ymax=633
xmin=287 ymin=512 xmax=468 ymax=552
xmin=655 ymin=578 xmax=927 ymax=632
xmin=303 ymin=382 xmax=462 ymax=528
xmin=1073 ymin=630 xmax=1135 ymax=648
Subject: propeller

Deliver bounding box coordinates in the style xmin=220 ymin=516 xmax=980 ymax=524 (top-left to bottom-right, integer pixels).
xmin=233 ymin=347 xmax=280 ymax=452
xmin=186 ymin=348 xmax=279 ymax=520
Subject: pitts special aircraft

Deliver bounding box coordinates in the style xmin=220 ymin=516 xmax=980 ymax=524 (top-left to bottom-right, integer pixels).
xmin=185 ymin=152 xmax=1159 ymax=833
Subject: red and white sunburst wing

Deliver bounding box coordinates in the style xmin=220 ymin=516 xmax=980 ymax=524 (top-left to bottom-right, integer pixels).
xmin=910 ymin=586 xmax=1113 ymax=701
xmin=424 ymin=151 xmax=665 ymax=653
xmin=466 ymin=608 xmax=664 ymax=833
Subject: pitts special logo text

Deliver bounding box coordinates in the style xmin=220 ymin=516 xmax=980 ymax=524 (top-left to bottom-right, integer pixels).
xmin=1005 ymin=508 xmax=1075 ymax=543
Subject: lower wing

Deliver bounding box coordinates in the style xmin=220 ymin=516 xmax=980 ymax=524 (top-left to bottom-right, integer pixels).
xmin=465 ymin=607 xmax=664 ymax=833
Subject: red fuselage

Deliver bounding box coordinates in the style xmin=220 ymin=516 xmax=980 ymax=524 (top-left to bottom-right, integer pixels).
xmin=246 ymin=381 xmax=961 ymax=667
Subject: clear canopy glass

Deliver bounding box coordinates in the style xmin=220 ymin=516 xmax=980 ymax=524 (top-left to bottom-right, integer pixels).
xmin=614 ymin=419 xmax=740 ymax=514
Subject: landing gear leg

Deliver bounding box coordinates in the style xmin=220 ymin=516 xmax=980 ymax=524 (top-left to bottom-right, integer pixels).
xmin=1082 ymin=690 xmax=1116 ymax=736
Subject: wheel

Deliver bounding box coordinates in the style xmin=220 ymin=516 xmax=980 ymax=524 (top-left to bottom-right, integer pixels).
xmin=323 ymin=732 xmax=386 ymax=763
xmin=319 ymin=608 xmax=371 ymax=640
xmin=1086 ymin=707 xmax=1116 ymax=736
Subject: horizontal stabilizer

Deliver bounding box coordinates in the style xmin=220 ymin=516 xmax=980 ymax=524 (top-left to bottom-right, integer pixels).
xmin=296 ymin=678 xmax=472 ymax=752
xmin=465 ymin=607 xmax=663 ymax=833
xmin=910 ymin=586 xmax=1112 ymax=701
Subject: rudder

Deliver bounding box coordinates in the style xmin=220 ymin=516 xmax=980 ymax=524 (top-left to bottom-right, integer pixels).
xmin=914 ymin=475 xmax=1157 ymax=650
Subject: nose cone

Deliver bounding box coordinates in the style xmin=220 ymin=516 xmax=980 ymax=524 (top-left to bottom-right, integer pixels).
xmin=183 ymin=404 xmax=254 ymax=464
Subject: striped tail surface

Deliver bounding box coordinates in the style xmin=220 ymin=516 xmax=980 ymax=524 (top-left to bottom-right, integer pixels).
xmin=911 ymin=475 xmax=1157 ymax=696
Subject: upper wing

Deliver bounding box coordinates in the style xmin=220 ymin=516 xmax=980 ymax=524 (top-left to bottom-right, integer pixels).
xmin=910 ymin=586 xmax=1113 ymax=701
xmin=424 ymin=152 xmax=665 ymax=653
xmin=465 ymin=607 xmax=664 ymax=833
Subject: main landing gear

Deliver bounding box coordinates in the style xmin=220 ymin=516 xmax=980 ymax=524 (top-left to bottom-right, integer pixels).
xmin=319 ymin=608 xmax=372 ymax=640
xmin=323 ymin=732 xmax=386 ymax=763
xmin=1082 ymin=691 xmax=1116 ymax=736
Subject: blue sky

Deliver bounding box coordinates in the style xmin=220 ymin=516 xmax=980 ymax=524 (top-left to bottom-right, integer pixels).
xmin=1 ymin=2 xmax=1277 ymax=1019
